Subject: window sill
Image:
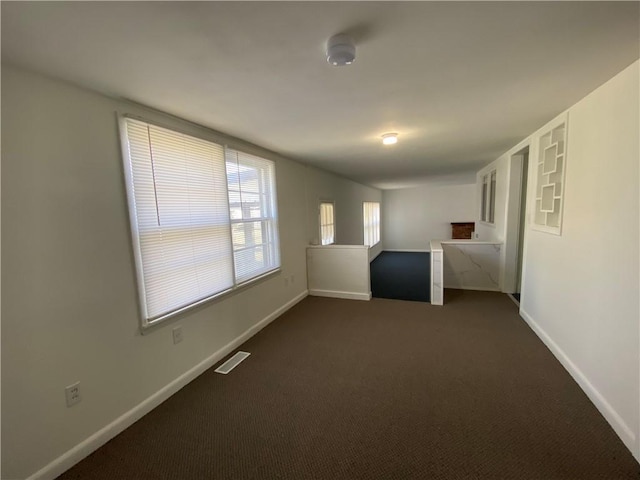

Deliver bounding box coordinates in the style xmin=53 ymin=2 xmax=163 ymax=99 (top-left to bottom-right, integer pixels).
xmin=141 ymin=267 xmax=281 ymax=333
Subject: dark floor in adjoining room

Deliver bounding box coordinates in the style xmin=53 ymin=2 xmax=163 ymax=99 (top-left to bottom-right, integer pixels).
xmin=57 ymin=292 xmax=639 ymax=480
xmin=370 ymin=251 xmax=430 ymax=302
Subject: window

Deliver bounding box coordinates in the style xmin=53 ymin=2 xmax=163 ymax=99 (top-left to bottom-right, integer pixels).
xmin=120 ymin=117 xmax=280 ymax=326
xmin=319 ymin=202 xmax=335 ymax=245
xmin=481 ymin=170 xmax=496 ymax=224
xmin=363 ymin=201 xmax=380 ymax=246
xmin=226 ymin=148 xmax=280 ymax=283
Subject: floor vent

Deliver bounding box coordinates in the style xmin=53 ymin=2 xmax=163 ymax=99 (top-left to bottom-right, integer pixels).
xmin=215 ymin=351 xmax=251 ymax=374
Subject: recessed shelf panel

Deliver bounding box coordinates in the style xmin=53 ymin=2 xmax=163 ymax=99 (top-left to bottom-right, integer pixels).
xmin=537 ymin=163 xmax=544 ymax=196
xmin=534 ymin=200 xmax=546 ymax=225
xmin=551 ymin=126 xmax=565 ymax=146
xmin=546 ymin=199 xmax=562 ymax=227
xmin=540 ymin=184 xmax=555 ymax=212
xmin=533 ymin=116 xmax=568 ymax=235
xmin=543 ymin=144 xmax=558 ymax=174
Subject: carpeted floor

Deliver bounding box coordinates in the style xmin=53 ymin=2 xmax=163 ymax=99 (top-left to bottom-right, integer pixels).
xmin=370 ymin=251 xmax=430 ymax=302
xmin=57 ymin=291 xmax=639 ymax=479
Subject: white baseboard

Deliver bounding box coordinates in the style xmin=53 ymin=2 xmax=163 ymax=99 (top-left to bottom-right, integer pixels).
xmin=384 ymin=249 xmax=430 ymax=253
xmin=443 ymin=285 xmax=501 ymax=292
xmin=507 ymin=293 xmax=520 ymax=307
xmin=308 ymin=289 xmax=371 ymax=301
xmin=519 ymin=307 xmax=637 ymax=458
xmin=27 ymin=290 xmax=309 ymax=480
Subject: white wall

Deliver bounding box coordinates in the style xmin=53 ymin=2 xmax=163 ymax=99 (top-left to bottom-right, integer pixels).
xmin=474 ymin=144 xmax=529 ymax=291
xmin=0 ymin=65 xmax=381 ymax=480
xmin=475 ymin=159 xmax=509 ymax=243
xmin=486 ymin=61 xmax=639 ymax=459
xmin=382 ymin=181 xmax=476 ymax=251
xmin=306 ymin=245 xmax=371 ymax=301
xmin=304 ymin=167 xmax=382 ymax=247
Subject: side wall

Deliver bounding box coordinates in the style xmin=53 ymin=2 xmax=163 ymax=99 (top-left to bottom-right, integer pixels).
xmin=474 ymin=151 xmax=524 ymax=291
xmin=520 ymin=61 xmax=639 ymax=459
xmin=482 ymin=61 xmax=639 ymax=459
xmin=306 ymin=245 xmax=371 ymax=301
xmin=0 ymin=65 xmax=381 ymax=480
xmin=382 ymin=182 xmax=476 ymax=251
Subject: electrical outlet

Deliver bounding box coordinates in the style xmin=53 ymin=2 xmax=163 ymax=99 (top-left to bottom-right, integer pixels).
xmin=65 ymin=382 xmax=81 ymax=407
xmin=290 ymin=275 xmax=295 ymax=284
xmin=172 ymin=326 xmax=183 ymax=345
xmin=284 ymin=277 xmax=289 ymax=286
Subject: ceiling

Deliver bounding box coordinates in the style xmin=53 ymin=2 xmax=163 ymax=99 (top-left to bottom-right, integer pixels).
xmin=2 ymin=2 xmax=639 ymax=189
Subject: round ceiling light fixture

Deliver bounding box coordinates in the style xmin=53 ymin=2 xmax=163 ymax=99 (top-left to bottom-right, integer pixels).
xmin=326 ymin=33 xmax=356 ymax=66
xmin=382 ymin=133 xmax=398 ymax=145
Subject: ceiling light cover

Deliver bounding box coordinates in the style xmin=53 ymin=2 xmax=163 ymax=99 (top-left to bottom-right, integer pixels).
xmin=382 ymin=133 xmax=398 ymax=145
xmin=326 ymin=34 xmax=355 ymax=66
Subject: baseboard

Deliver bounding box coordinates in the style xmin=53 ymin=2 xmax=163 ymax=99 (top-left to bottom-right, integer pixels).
xmin=519 ymin=307 xmax=636 ymax=457
xmin=384 ymin=249 xmax=430 ymax=253
xmin=507 ymin=293 xmax=520 ymax=307
xmin=443 ymin=285 xmax=501 ymax=292
xmin=308 ymin=289 xmax=371 ymax=301
xmin=27 ymin=290 xmax=309 ymax=480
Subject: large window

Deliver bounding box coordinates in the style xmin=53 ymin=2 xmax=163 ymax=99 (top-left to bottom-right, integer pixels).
xmin=120 ymin=117 xmax=280 ymax=326
xmin=319 ymin=202 xmax=335 ymax=245
xmin=363 ymin=201 xmax=380 ymax=246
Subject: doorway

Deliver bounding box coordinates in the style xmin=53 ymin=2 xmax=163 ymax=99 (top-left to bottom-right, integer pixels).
xmin=511 ymin=147 xmax=529 ymax=303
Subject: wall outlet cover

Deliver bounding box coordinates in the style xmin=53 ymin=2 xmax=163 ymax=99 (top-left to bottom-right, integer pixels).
xmin=65 ymin=382 xmax=81 ymax=407
xmin=172 ymin=326 xmax=183 ymax=344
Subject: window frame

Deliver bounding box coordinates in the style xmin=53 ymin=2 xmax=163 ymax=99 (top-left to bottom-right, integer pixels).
xmin=319 ymin=201 xmax=336 ymax=245
xmin=225 ymin=148 xmax=281 ymax=284
xmin=119 ymin=114 xmax=281 ymax=329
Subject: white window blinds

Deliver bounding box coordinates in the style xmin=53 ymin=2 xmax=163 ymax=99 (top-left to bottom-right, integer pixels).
xmin=320 ymin=202 xmax=335 ymax=245
xmin=363 ymin=201 xmax=380 ymax=247
xmin=121 ymin=117 xmax=280 ymax=326
xmin=225 ymin=148 xmax=280 ymax=283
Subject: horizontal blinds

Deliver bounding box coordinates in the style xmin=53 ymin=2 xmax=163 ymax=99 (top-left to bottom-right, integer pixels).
xmin=363 ymin=201 xmax=380 ymax=246
xmin=225 ymin=148 xmax=281 ymax=284
xmin=320 ymin=202 xmax=335 ymax=245
xmin=123 ymin=118 xmax=234 ymax=322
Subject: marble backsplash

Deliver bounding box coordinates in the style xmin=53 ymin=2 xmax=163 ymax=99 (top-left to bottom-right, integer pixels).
xmin=442 ymin=242 xmax=501 ymax=291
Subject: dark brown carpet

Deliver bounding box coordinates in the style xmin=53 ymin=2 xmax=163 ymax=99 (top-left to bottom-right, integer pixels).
xmin=58 ymin=291 xmax=639 ymax=479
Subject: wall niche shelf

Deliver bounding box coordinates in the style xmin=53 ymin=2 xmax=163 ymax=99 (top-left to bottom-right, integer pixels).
xmin=533 ymin=115 xmax=568 ymax=235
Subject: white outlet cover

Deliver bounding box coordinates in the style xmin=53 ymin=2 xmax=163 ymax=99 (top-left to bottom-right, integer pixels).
xmin=65 ymin=382 xmax=81 ymax=407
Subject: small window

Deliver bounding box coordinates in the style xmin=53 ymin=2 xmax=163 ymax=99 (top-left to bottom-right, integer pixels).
xmin=319 ymin=202 xmax=335 ymax=245
xmin=120 ymin=117 xmax=280 ymax=327
xmin=363 ymin=201 xmax=380 ymax=246
xmin=481 ymin=170 xmax=496 ymax=224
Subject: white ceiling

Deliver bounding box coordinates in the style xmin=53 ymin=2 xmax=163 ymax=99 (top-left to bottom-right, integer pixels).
xmin=2 ymin=2 xmax=639 ymax=189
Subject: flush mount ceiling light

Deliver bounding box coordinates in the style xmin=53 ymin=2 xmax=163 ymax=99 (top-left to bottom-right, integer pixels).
xmin=382 ymin=133 xmax=398 ymax=145
xmin=326 ymin=33 xmax=356 ymax=66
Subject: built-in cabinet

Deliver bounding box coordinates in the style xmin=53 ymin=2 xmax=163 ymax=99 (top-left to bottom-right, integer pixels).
xmin=430 ymin=240 xmax=502 ymax=305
